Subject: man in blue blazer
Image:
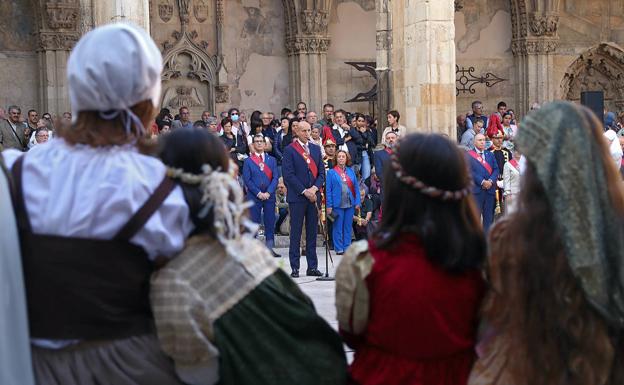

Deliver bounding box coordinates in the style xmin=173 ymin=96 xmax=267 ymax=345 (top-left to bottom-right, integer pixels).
xmin=282 ymin=121 xmax=325 ymax=278
xmin=243 ymin=134 xmax=280 ymax=257
xmin=373 ymin=130 xmax=398 ymax=189
xmin=467 ymin=133 xmax=500 ymax=232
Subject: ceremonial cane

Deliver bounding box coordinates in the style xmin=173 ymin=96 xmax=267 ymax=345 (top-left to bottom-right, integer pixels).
xmin=315 ymin=199 xmax=335 ymax=281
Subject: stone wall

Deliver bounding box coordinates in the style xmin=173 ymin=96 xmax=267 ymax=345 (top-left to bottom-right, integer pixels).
xmin=326 ymin=0 xmax=376 ymax=115
xmin=0 ymin=0 xmax=39 ymax=112
xmin=454 ymin=0 xmax=516 ymax=117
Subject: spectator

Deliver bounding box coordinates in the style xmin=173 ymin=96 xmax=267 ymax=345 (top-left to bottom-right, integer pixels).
xmin=502 ymin=147 xmax=521 ymax=213
xmin=275 ymin=178 xmax=289 ymax=235
xmin=457 ymin=114 xmax=468 ymax=143
xmin=467 ymin=100 xmax=489 ymax=129
xmin=172 ymin=106 xmax=193 ymax=130
xmin=206 ymin=117 xmax=218 ymax=133
xmin=28 ymin=122 xmax=50 ymax=149
xmin=486 ymin=101 xmax=506 ymax=138
xmin=353 ymin=186 xmax=373 ymax=240
xmin=310 ymin=123 xmax=324 ymax=156
xmin=296 ymin=101 xmax=307 ymax=117
xmin=26 ymin=109 xmax=38 ymax=135
xmin=382 ymin=110 xmax=406 ymax=144
xmin=0 ymin=105 xmax=27 ymax=151
xmin=336 ymin=133 xmax=485 ymax=385
xmin=460 ymin=118 xmax=483 ymax=150
xmin=470 ymin=101 xmax=624 ymax=385
xmin=605 ymin=129 xmax=623 ymax=170
xmin=354 ymin=113 xmax=375 ymax=181
xmin=501 ymin=112 xmax=516 ymax=151
xmin=319 ymin=103 xmax=334 ymax=127
xmin=193 ymin=120 xmax=206 ymax=130
xmin=326 ymin=150 xmax=360 ymax=255
xmin=220 ymin=117 xmax=247 ymax=168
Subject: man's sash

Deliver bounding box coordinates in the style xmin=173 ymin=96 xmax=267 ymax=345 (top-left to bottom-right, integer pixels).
xmin=291 ymin=141 xmax=318 ymax=178
xmin=334 ymin=165 xmax=356 ymax=198
xmin=509 ymin=158 xmax=520 ymax=172
xmin=468 ymin=150 xmax=493 ymax=175
xmin=385 ymin=147 xmax=393 ymax=155
xmin=251 ymin=153 xmax=273 ymax=180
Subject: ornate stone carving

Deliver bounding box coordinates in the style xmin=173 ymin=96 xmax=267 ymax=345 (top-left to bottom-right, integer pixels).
xmin=529 ymin=13 xmax=559 ymax=37
xmin=285 ymin=37 xmax=331 ymax=55
xmin=215 ymin=85 xmax=229 ymax=103
xmin=194 ymin=0 xmax=209 ymax=23
xmin=45 ymin=0 xmax=80 ymax=30
xmin=39 ymin=32 xmax=79 ymax=51
xmin=561 ymin=43 xmax=624 ymax=109
xmin=158 ymin=0 xmax=174 ymax=23
xmin=511 ymin=39 xmax=558 ymax=56
xmin=376 ymin=30 xmax=392 ymax=50
xmin=178 ymin=0 xmax=191 ymax=25
xmin=300 ymin=10 xmax=329 ymax=35
xmin=216 ymin=0 xmax=224 ymax=25
xmin=162 ymin=86 xmax=205 ymax=109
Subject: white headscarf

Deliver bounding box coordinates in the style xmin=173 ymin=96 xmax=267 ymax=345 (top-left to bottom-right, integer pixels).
xmin=604 ymin=130 xmax=623 ymax=170
xmin=67 ymin=23 xmax=163 ymax=136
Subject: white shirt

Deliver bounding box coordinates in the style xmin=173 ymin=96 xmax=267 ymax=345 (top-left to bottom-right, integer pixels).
xmin=3 ymin=139 xmax=193 ymax=259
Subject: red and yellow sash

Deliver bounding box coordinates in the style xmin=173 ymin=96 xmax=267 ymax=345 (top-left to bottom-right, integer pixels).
xmin=468 ymin=150 xmax=493 ymax=175
xmin=334 ymin=165 xmax=356 ymax=198
xmin=291 ymin=141 xmax=319 ymax=178
xmin=251 ymin=153 xmax=272 ymax=180
xmin=509 ymin=158 xmax=519 ymax=171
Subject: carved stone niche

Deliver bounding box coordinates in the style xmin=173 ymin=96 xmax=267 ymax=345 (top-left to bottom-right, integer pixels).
xmin=561 ymin=43 xmax=624 ymax=111
xmin=39 ymin=32 xmax=79 ymax=50
xmin=215 ymin=85 xmax=229 ymax=103
xmin=300 ymin=10 xmax=329 ymax=35
xmin=45 ymin=0 xmax=80 ymax=30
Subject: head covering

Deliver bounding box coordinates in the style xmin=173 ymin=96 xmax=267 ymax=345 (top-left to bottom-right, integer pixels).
xmin=324 ymin=138 xmax=336 ymax=147
xmin=67 ymin=23 xmax=163 ymax=136
xmin=604 ymin=111 xmax=616 ymax=130
xmin=604 ymin=129 xmax=623 ymax=169
xmin=517 ymin=101 xmax=624 ymax=327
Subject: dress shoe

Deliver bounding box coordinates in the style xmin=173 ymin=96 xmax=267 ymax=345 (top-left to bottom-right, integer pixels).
xmin=306 ymin=269 xmax=323 ymax=277
xmin=291 ymin=269 xmax=299 ymax=278
xmin=271 ymin=250 xmax=282 ymax=258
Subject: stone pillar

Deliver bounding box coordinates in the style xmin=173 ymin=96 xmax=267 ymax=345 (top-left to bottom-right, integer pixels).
xmin=37 ymin=0 xmax=82 ymax=116
xmin=93 ymin=0 xmax=150 ymax=31
xmin=391 ymin=0 xmax=456 ymax=137
xmin=286 ymin=37 xmax=330 ymax=113
xmin=512 ymin=13 xmax=559 ymax=114
xmin=376 ymin=0 xmax=392 ymax=121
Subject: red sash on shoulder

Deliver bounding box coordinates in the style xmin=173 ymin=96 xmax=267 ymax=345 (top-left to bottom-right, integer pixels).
xmin=509 ymin=158 xmax=519 ymax=171
xmin=291 ymin=141 xmax=319 ymax=179
xmin=468 ymin=150 xmax=493 ymax=175
xmin=385 ymin=147 xmax=393 ymax=155
xmin=333 ymin=165 xmax=356 ymax=198
xmin=251 ymin=153 xmax=273 ymax=180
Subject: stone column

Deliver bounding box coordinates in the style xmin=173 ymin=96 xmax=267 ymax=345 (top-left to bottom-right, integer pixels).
xmin=37 ymin=0 xmax=82 ymax=116
xmin=93 ymin=0 xmax=150 ymax=31
xmin=376 ymin=0 xmax=392 ymax=121
xmin=512 ymin=13 xmax=559 ymax=114
xmin=391 ymin=0 xmax=456 ymax=137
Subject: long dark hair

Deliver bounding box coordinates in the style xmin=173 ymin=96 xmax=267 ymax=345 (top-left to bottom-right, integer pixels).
xmin=158 ymin=129 xmax=229 ymax=236
xmin=372 ymin=133 xmax=485 ymax=273
xmin=484 ymin=112 xmax=624 ymax=385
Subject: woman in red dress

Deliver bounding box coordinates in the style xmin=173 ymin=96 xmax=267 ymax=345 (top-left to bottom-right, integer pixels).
xmin=336 ymin=133 xmax=486 ymax=385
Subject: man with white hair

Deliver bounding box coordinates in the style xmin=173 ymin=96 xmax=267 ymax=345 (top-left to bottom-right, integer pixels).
xmin=467 ymin=133 xmax=499 ymax=231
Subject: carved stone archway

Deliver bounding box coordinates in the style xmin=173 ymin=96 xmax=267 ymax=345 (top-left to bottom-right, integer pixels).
xmin=561 ymin=43 xmax=624 ymax=111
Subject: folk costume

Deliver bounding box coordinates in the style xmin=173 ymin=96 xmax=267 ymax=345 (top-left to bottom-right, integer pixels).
xmin=151 ymin=164 xmax=348 ymax=385
xmin=5 ymin=24 xmax=192 ymax=385
xmin=0 ymin=155 xmax=35 ymax=385
xmin=470 ymin=102 xmax=624 ymax=384
xmin=337 ymin=238 xmax=485 ymax=385
xmin=326 ymin=164 xmax=361 ymax=254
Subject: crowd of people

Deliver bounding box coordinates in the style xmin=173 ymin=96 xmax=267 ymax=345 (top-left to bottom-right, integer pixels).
xmin=2 ymin=23 xmax=624 ymax=385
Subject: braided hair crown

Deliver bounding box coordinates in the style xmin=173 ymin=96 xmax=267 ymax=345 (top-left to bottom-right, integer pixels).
xmin=390 ymin=139 xmax=471 ymax=201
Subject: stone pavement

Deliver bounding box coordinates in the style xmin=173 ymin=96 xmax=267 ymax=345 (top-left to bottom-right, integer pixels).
xmin=273 ymin=238 xmax=355 ymax=362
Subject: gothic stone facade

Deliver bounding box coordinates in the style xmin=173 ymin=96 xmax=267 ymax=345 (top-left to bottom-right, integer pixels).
xmin=2 ymin=0 xmax=624 ymax=124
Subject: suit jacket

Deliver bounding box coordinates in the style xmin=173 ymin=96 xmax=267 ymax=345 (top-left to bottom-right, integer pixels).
xmin=0 ymin=119 xmax=26 ymax=151
xmin=374 ymin=148 xmax=391 ymax=185
xmin=468 ymin=150 xmax=499 ymax=195
xmin=326 ymin=166 xmax=361 ymax=209
xmin=282 ymin=141 xmax=325 ymax=203
xmin=242 ymin=153 xmax=279 ymax=201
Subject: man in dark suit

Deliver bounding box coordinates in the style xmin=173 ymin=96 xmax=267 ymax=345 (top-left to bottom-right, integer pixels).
xmin=468 ymin=133 xmax=500 ymax=232
xmin=373 ymin=130 xmax=398 ymax=189
xmin=243 ymin=133 xmax=280 ymax=257
xmin=282 ymin=121 xmax=325 ymax=278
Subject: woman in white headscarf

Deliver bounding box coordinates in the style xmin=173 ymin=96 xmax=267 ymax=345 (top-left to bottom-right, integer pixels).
xmin=3 ymin=24 xmax=191 ymax=385
xmin=604 ymin=129 xmax=623 ymax=170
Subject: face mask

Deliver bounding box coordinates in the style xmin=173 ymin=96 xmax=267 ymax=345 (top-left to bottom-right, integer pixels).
xmin=231 ymin=114 xmax=239 ymax=122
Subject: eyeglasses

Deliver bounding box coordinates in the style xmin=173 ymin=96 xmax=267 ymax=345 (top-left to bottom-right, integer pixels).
xmin=231 ymin=113 xmax=239 ymax=116
xmin=253 ymin=140 xmax=265 ymax=144
xmin=492 ymin=136 xmax=503 ymax=139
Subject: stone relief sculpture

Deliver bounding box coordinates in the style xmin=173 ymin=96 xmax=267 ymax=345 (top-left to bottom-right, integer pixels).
xmin=45 ymin=0 xmax=80 ymax=30
xmin=194 ymin=0 xmax=209 ymax=23
xmin=178 ymin=0 xmax=191 ymax=24
xmin=162 ymin=86 xmax=205 ymax=109
xmin=158 ymin=0 xmax=174 ymax=23
xmin=456 ymin=0 xmax=508 ymax=53
xmin=562 ymin=43 xmax=624 ymax=111
xmin=241 ymin=7 xmax=269 ymax=38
